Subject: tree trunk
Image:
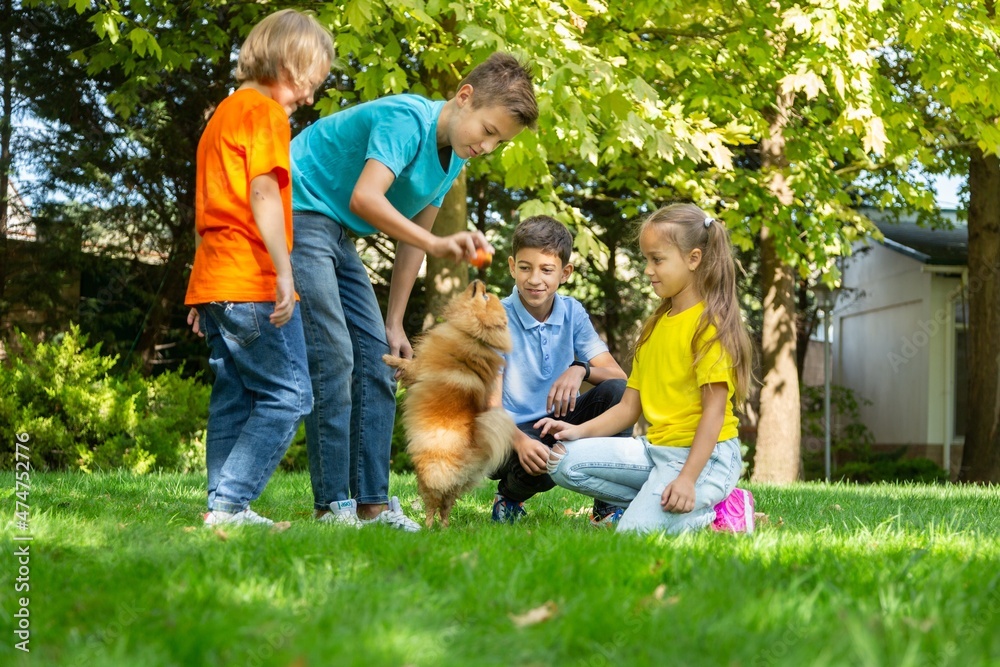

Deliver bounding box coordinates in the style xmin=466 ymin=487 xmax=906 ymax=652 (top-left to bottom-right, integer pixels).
xmin=752 ymin=88 xmax=802 ymax=483
xmin=958 ymin=146 xmax=1000 ymax=482
xmin=423 ymin=170 xmax=468 ymax=328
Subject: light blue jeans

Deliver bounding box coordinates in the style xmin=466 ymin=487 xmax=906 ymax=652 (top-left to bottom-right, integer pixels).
xmin=200 ymin=302 xmax=313 ymax=514
xmin=292 ymin=212 xmax=397 ymax=509
xmin=548 ymin=436 xmax=742 ymax=533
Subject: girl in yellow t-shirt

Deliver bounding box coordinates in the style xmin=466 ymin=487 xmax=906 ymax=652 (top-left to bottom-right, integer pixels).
xmin=540 ymin=203 xmax=755 ymax=533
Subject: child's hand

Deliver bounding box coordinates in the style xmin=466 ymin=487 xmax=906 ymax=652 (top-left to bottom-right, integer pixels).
xmin=187 ymin=308 xmax=204 ymax=337
xmin=514 ymin=437 xmax=550 ymax=475
xmin=660 ymin=477 xmax=696 ymax=514
xmin=547 ymin=368 xmax=586 ymax=417
xmin=271 ymin=273 xmax=295 ymax=327
xmin=434 ymin=231 xmax=494 ymax=263
xmin=386 ymin=324 xmax=413 ymax=380
xmin=386 ymin=324 xmax=413 ymax=359
xmin=535 ymin=417 xmax=578 ymax=441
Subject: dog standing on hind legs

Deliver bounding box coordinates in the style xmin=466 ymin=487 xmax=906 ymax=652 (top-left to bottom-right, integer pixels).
xmin=383 ymin=280 xmax=515 ymax=528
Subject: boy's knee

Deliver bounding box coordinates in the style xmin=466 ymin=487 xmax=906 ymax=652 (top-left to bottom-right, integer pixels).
xmin=601 ymin=378 xmax=627 ymax=401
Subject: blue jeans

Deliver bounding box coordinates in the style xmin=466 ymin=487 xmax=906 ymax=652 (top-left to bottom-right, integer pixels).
xmin=490 ymin=379 xmax=629 ymax=502
xmin=292 ymin=212 xmax=396 ymax=509
xmin=200 ymin=302 xmax=313 ymax=514
xmin=549 ymin=436 xmax=742 ymax=533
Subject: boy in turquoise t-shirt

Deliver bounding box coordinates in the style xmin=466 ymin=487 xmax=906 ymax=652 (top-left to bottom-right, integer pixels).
xmin=290 ymin=53 xmax=538 ymax=530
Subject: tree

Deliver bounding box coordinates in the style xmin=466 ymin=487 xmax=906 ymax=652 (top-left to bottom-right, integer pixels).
xmin=886 ymin=0 xmax=1000 ymax=481
xmin=46 ymin=0 xmax=741 ymax=361
xmin=22 ymin=0 xmax=268 ymax=370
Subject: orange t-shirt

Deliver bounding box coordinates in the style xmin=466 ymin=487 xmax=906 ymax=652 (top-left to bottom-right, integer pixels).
xmin=185 ymin=88 xmax=293 ymax=305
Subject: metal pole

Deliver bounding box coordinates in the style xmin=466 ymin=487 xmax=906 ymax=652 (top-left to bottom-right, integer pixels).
xmin=824 ymin=303 xmax=832 ymax=483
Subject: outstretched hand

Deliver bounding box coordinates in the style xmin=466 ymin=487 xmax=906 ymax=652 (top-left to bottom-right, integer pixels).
xmin=434 ymin=230 xmax=494 ymax=263
xmin=535 ymin=417 xmax=582 ymax=442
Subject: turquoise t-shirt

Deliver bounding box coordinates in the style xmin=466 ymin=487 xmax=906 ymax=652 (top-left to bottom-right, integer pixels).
xmin=291 ymin=95 xmax=467 ymax=236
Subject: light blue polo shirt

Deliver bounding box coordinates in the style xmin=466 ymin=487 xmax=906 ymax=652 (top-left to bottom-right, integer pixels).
xmin=501 ymin=288 xmax=609 ymax=424
xmin=291 ymin=95 xmax=467 ymax=236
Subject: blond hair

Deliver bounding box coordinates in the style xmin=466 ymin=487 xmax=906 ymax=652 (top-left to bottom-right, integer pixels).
xmin=235 ymin=9 xmax=334 ymax=88
xmin=634 ymin=203 xmax=755 ymax=406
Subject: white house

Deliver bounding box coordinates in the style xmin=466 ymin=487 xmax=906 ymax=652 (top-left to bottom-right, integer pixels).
xmin=831 ymin=211 xmax=967 ymax=478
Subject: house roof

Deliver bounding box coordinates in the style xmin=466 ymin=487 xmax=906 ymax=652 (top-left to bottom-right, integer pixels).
xmin=876 ymin=221 xmax=968 ymax=266
xmin=859 ymin=208 xmax=968 ymax=266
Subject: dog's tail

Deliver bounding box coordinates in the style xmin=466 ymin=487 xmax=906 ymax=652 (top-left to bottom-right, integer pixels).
xmin=474 ymin=408 xmax=516 ymax=476
xmin=382 ymin=354 xmax=416 ymax=387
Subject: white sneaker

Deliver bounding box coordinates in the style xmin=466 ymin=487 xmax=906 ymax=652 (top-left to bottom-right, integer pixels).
xmin=317 ymin=499 xmax=363 ymax=527
xmin=204 ymin=507 xmax=274 ymax=526
xmin=360 ymin=496 xmax=421 ymax=532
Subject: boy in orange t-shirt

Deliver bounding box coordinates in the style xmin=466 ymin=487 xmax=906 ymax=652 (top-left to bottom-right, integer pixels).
xmin=184 ymin=9 xmax=333 ymax=526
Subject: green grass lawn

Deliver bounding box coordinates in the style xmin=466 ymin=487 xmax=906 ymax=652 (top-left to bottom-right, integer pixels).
xmin=2 ymin=472 xmax=1000 ymax=667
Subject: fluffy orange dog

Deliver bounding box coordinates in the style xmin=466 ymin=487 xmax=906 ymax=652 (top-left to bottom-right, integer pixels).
xmin=383 ymin=280 xmax=515 ymax=528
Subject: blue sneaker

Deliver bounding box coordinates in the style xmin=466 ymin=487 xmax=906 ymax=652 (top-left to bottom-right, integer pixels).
xmin=590 ymin=500 xmax=624 ymax=527
xmin=491 ymin=494 xmax=527 ymax=523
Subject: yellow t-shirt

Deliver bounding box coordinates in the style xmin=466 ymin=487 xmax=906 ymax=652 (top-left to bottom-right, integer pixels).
xmin=627 ymin=302 xmax=739 ymax=447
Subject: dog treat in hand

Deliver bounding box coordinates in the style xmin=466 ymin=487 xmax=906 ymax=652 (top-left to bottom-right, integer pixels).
xmin=470 ymin=248 xmax=493 ymax=269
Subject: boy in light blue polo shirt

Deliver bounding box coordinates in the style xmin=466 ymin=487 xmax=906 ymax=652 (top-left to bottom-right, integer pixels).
xmin=291 ymin=53 xmax=538 ymax=530
xmin=488 ymin=216 xmax=630 ymax=524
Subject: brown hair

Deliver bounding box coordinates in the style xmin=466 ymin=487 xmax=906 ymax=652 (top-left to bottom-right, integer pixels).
xmin=512 ymin=215 xmax=573 ymax=265
xmin=634 ymin=203 xmax=754 ymax=406
xmin=235 ymin=9 xmax=334 ymax=88
xmin=459 ymin=53 xmax=538 ymax=130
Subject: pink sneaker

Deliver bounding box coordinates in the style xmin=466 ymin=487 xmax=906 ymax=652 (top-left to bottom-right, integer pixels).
xmin=712 ymin=488 xmax=755 ymax=534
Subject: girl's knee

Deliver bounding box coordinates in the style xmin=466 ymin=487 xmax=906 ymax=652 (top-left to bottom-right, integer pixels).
xmin=546 ymin=442 xmax=567 ymax=478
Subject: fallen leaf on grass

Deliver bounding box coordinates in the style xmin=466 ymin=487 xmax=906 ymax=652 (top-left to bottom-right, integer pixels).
xmin=827 ymin=504 xmax=843 ymax=512
xmin=271 ymin=521 xmax=292 ymax=532
xmin=639 ymin=584 xmax=680 ymax=609
xmin=509 ymin=601 xmax=558 ymax=628
xmin=214 ymin=529 xmax=229 ymax=541
xmin=754 ymin=512 xmax=769 ymax=525
xmin=182 ymin=526 xmax=197 ymax=533
xmin=564 ymin=506 xmax=591 ymax=517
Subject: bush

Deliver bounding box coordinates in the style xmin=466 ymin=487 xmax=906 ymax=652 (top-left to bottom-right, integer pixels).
xmin=0 ymin=326 xmax=208 ymax=473
xmin=801 ymin=384 xmax=946 ymax=484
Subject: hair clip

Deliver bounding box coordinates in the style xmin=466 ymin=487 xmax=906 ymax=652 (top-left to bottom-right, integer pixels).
xmin=704 ymin=217 xmax=715 ymax=228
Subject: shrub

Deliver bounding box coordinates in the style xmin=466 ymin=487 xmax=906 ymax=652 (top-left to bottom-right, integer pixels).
xmin=0 ymin=326 xmax=208 ymax=473
xmin=801 ymin=384 xmax=946 ymax=484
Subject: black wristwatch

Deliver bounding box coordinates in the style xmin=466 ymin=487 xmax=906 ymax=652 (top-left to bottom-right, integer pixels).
xmin=570 ymin=360 xmax=591 ymax=381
